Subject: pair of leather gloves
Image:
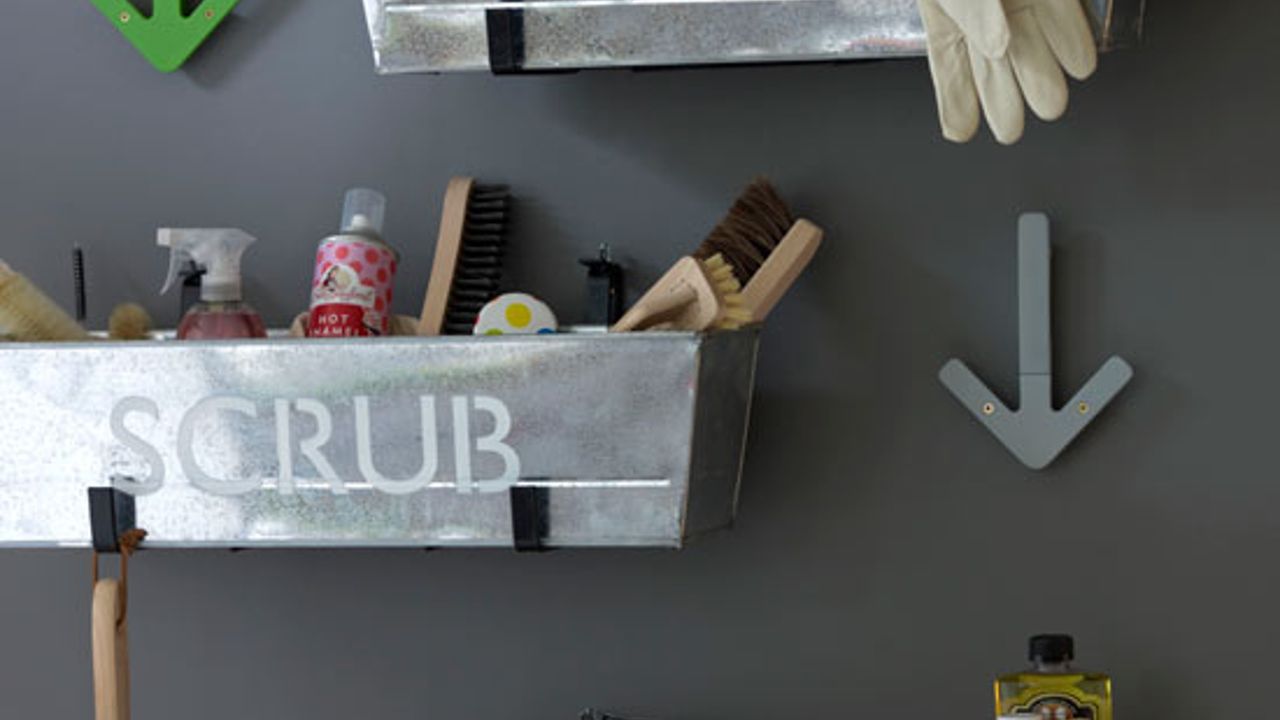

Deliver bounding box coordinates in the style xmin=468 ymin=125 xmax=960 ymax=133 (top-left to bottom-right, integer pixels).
xmin=918 ymin=0 xmax=1098 ymax=144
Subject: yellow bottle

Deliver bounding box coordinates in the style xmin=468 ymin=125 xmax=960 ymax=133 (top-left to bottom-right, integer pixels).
xmin=994 ymin=634 xmax=1112 ymax=720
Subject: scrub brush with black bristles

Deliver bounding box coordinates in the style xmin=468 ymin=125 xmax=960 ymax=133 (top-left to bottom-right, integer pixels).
xmin=610 ymin=253 xmax=752 ymax=332
xmin=692 ymin=177 xmax=824 ymax=323
xmin=418 ymin=177 xmax=510 ymax=335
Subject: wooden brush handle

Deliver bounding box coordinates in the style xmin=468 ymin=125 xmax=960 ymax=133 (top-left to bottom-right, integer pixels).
xmin=610 ymin=283 xmax=697 ymax=332
xmin=741 ymin=218 xmax=823 ymax=323
xmin=418 ymin=177 xmax=475 ymax=336
xmin=92 ymin=579 xmax=129 ymax=720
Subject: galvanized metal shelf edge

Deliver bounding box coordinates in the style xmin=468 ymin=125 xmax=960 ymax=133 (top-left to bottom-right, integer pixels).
xmin=364 ymin=0 xmax=1144 ymax=73
xmin=0 ymin=329 xmax=760 ymax=549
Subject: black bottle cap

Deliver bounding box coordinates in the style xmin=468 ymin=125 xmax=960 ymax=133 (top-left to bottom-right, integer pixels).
xmin=1029 ymin=634 xmax=1074 ymax=663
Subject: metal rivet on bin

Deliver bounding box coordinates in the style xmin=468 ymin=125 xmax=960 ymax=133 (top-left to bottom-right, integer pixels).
xmin=981 ymin=402 xmax=995 ymax=416
xmin=1078 ymin=401 xmax=1090 ymax=415
xmin=119 ymin=11 xmax=130 ymax=22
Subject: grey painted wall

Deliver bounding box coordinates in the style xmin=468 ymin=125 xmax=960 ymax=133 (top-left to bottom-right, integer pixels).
xmin=0 ymin=1 xmax=1270 ymax=717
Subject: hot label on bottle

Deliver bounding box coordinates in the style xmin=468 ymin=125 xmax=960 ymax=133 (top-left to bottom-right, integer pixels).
xmin=1011 ymin=695 xmax=1099 ymax=720
xmin=308 ymin=237 xmax=397 ymax=337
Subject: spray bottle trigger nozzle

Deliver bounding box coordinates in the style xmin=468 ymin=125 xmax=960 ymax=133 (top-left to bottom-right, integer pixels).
xmin=157 ymin=229 xmax=187 ymax=296
xmin=156 ymin=228 xmax=255 ymax=304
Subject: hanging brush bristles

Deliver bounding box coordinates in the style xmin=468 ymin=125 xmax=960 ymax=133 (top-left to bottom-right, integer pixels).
xmin=418 ymin=178 xmax=510 ymax=336
xmin=610 ymin=252 xmax=751 ymax=332
xmin=691 ymin=177 xmax=824 ymax=323
xmin=692 ymin=178 xmax=796 ymax=286
xmin=0 ymin=261 xmax=90 ymax=341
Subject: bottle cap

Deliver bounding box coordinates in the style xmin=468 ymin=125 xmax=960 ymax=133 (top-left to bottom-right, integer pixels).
xmin=339 ymin=188 xmax=386 ymax=237
xmin=1029 ymin=634 xmax=1074 ymax=664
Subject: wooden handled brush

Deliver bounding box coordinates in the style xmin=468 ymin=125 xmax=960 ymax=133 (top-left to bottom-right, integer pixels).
xmin=0 ymin=261 xmax=90 ymax=341
xmin=613 ymin=179 xmax=821 ymax=332
xmin=611 ymin=253 xmax=750 ymax=332
xmin=740 ymin=218 xmax=823 ymax=322
xmin=693 ymin=179 xmax=824 ymax=323
xmin=92 ymin=579 xmax=130 ymax=720
xmin=418 ymin=177 xmax=510 ymax=335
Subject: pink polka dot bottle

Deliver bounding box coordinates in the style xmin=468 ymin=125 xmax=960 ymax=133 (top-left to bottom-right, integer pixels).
xmin=307 ymin=189 xmax=399 ymax=338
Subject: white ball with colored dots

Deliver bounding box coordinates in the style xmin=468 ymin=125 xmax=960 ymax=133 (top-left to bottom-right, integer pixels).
xmin=474 ymin=293 xmax=559 ymax=336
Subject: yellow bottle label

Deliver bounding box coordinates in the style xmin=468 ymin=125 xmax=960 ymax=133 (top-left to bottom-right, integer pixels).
xmin=1008 ymin=693 xmax=1100 ymax=720
xmin=997 ymin=673 xmax=1111 ymax=720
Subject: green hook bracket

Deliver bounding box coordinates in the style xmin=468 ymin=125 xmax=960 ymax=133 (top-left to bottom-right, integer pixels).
xmin=90 ymin=0 xmax=241 ymax=72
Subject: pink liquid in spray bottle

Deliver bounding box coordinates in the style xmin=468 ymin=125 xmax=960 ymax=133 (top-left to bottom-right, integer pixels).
xmin=176 ymin=302 xmax=267 ymax=339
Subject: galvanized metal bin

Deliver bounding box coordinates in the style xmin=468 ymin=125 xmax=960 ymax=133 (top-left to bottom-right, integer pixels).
xmin=0 ymin=329 xmax=759 ymax=549
xmin=364 ymin=0 xmax=1145 ymax=73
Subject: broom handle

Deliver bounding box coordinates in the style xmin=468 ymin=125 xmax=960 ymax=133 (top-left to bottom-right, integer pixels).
xmin=92 ymin=579 xmax=129 ymax=720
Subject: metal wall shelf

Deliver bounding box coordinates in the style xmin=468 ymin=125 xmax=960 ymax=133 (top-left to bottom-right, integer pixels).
xmin=364 ymin=0 xmax=1144 ymax=73
xmin=0 ymin=329 xmax=759 ymax=549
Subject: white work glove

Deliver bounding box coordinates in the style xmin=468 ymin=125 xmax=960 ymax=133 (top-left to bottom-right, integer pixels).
xmin=918 ymin=0 xmax=1098 ymax=144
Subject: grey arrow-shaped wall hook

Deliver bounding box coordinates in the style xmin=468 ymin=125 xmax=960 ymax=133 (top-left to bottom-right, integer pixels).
xmin=939 ymin=213 xmax=1134 ymax=470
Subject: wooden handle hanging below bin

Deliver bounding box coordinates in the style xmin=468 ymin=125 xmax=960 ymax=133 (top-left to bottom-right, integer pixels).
xmin=92 ymin=578 xmax=129 ymax=720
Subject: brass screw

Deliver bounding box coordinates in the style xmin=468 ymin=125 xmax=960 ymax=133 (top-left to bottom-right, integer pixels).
xmin=205 ymin=8 xmax=215 ymax=19
xmin=981 ymin=402 xmax=995 ymax=416
xmin=1078 ymin=401 xmax=1090 ymax=415
xmin=119 ymin=11 xmax=131 ymax=22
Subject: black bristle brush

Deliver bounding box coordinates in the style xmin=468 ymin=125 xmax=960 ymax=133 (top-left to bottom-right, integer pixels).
xmin=418 ymin=178 xmax=510 ymax=335
xmin=72 ymin=245 xmax=87 ymax=323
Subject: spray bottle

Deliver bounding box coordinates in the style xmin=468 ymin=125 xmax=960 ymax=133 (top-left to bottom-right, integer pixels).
xmin=158 ymin=228 xmax=266 ymax=340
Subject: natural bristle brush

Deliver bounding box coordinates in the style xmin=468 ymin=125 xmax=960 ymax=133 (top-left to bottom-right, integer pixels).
xmin=612 ymin=178 xmax=823 ymax=333
xmin=610 ymin=253 xmax=751 ymax=332
xmin=108 ymin=303 xmax=153 ymax=341
xmin=0 ymin=261 xmax=90 ymax=341
xmin=418 ymin=177 xmax=510 ymax=335
xmin=692 ymin=178 xmax=824 ymax=323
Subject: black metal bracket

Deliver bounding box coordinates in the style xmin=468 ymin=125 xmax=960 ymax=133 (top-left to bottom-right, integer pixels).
xmin=509 ymin=485 xmax=549 ymax=552
xmin=88 ymin=487 xmax=136 ymax=554
xmin=580 ymin=244 xmax=624 ymax=325
xmin=485 ymin=7 xmax=525 ymax=74
xmin=484 ymin=6 xmax=578 ymax=75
